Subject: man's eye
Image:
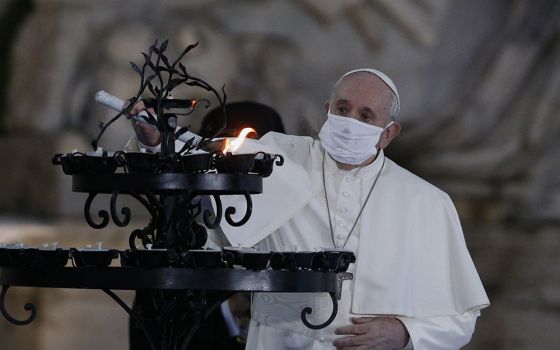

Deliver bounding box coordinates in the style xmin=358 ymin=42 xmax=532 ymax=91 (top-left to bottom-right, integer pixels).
xmin=336 ymin=107 xmax=347 ymax=115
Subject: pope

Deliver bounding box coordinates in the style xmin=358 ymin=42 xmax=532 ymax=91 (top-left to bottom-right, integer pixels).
xmin=127 ymin=68 xmax=490 ymax=350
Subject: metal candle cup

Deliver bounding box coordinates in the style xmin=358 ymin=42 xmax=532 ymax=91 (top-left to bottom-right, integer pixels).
xmin=223 ymin=246 xmax=256 ymax=266
xmin=6 ymin=248 xmax=39 ymax=267
xmin=52 ymin=152 xmax=88 ymax=175
xmin=180 ymin=153 xmax=214 ymax=172
xmin=241 ymin=251 xmax=271 ymax=270
xmin=270 ymin=252 xmax=297 ymax=271
xmin=123 ymin=152 xmax=160 ymax=173
xmin=0 ymin=248 xmax=38 ymax=267
xmin=37 ymin=248 xmax=70 ymax=268
xmin=120 ymin=249 xmax=169 ymax=268
xmin=0 ymin=248 xmax=9 ymax=267
xmin=70 ymin=248 xmax=119 ymax=267
xmin=83 ymin=153 xmax=120 ymax=174
xmin=214 ymin=153 xmax=256 ymax=174
xmin=323 ymin=250 xmax=356 ymax=272
xmin=250 ymin=152 xmax=284 ymax=178
xmin=182 ymin=250 xmax=227 ymax=269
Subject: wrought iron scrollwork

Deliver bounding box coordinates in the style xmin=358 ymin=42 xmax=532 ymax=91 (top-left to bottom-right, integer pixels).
xmin=128 ymin=227 xmax=156 ymax=250
xmin=224 ymin=192 xmax=253 ymax=227
xmin=0 ymin=286 xmax=37 ymax=326
xmin=300 ymin=292 xmax=338 ymax=330
xmin=274 ymin=154 xmax=284 ymax=166
xmin=110 ymin=191 xmax=132 ymax=227
xmin=203 ymin=195 xmax=222 ymax=229
xmin=84 ymin=193 xmax=110 ymax=229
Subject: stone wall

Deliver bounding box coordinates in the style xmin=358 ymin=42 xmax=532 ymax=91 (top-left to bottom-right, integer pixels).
xmin=1 ymin=0 xmax=560 ymax=348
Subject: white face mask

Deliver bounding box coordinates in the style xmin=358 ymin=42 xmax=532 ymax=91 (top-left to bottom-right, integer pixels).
xmin=319 ymin=111 xmax=393 ymax=165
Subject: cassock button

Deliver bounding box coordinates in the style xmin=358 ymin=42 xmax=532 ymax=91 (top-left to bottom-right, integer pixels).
xmin=338 ymin=207 xmax=347 ymax=213
xmin=342 ymin=192 xmax=350 ymax=197
xmin=344 ymin=177 xmax=352 ymax=183
xmin=336 ymin=234 xmax=345 ymax=240
xmin=319 ymin=337 xmax=325 ymax=342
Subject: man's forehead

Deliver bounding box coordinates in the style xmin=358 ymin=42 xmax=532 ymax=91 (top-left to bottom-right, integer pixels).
xmin=334 ymin=73 xmax=392 ymax=100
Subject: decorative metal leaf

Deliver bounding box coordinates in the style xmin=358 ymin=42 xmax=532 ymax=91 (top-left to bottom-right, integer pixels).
xmin=159 ymin=39 xmax=169 ymax=54
xmin=185 ymin=80 xmax=210 ymax=91
xmin=130 ymin=62 xmax=142 ymax=76
xmin=178 ymin=62 xmax=187 ymax=76
xmin=146 ymin=73 xmax=156 ymax=83
xmin=148 ymin=40 xmax=157 ymax=58
xmin=144 ymin=110 xmax=158 ymax=125
xmin=167 ymin=78 xmax=185 ymax=91
xmin=147 ymin=81 xmax=157 ymax=96
xmin=175 ymin=126 xmax=190 ymax=138
xmin=172 ymin=42 xmax=199 ymax=67
xmin=178 ymin=137 xmax=195 ymax=154
xmin=160 ymin=54 xmax=170 ymax=68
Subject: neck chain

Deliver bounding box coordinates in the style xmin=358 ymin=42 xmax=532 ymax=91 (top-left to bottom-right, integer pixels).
xmin=322 ymin=151 xmax=385 ymax=249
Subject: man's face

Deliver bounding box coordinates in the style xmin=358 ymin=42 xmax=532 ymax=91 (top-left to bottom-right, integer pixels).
xmin=328 ymin=72 xmax=393 ymax=128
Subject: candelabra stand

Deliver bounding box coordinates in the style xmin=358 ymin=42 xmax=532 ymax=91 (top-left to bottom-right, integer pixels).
xmin=0 ymin=40 xmax=355 ymax=350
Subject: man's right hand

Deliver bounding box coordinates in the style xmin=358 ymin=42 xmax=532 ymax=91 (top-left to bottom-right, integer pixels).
xmin=129 ymin=100 xmax=161 ymax=147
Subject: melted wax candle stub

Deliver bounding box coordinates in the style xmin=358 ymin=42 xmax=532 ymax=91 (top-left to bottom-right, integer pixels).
xmin=95 ymin=90 xmax=125 ymax=111
xmin=95 ymin=90 xmax=157 ymax=129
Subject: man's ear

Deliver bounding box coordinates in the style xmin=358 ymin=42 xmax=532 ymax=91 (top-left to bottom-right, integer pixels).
xmin=378 ymin=122 xmax=401 ymax=150
xmin=324 ymin=101 xmax=330 ymax=113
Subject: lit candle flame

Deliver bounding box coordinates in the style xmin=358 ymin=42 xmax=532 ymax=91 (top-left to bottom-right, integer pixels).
xmin=222 ymin=127 xmax=256 ymax=154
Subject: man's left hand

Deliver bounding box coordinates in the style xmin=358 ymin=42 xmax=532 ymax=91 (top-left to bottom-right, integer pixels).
xmin=333 ymin=317 xmax=409 ymax=350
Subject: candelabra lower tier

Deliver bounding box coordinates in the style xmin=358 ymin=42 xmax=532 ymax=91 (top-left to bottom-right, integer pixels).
xmin=0 ymin=267 xmax=350 ymax=295
xmin=0 ymin=267 xmax=352 ymax=350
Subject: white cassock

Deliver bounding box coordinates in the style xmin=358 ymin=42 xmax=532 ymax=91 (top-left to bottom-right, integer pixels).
xmin=212 ymin=132 xmax=490 ymax=350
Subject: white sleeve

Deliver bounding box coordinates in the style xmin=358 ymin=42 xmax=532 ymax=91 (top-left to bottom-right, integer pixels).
xmin=137 ymin=139 xmax=162 ymax=153
xmin=398 ymin=311 xmax=480 ymax=350
xmin=124 ymin=135 xmax=163 ymax=153
xmin=204 ymin=226 xmax=230 ymax=250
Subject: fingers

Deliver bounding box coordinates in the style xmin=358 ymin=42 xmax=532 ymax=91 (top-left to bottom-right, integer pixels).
xmin=135 ymin=121 xmax=154 ymax=133
xmin=145 ymin=107 xmax=156 ymax=117
xmin=128 ymin=100 xmax=146 ymax=115
xmin=133 ymin=121 xmax=161 ymax=147
xmin=333 ymin=334 xmax=369 ymax=348
xmin=335 ymin=323 xmax=367 ymax=335
xmin=352 ymin=317 xmax=376 ymax=324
